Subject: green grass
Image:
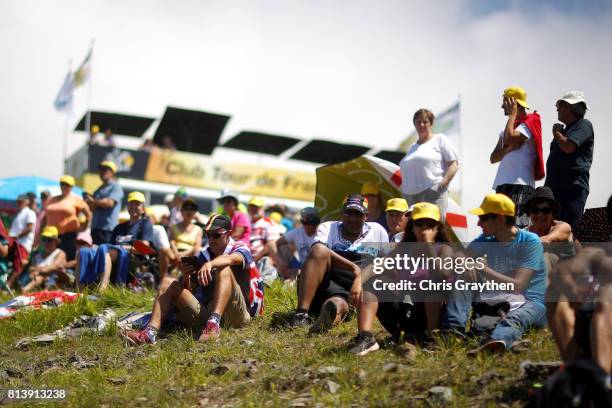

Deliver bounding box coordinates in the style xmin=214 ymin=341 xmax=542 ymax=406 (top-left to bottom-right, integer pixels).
xmin=0 ymin=284 xmax=558 ymax=407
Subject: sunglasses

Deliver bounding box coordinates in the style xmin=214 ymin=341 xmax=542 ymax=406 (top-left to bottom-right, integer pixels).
xmin=530 ymin=206 xmax=552 ymax=215
xmin=59 ymin=182 xmax=71 ymax=187
xmin=413 ymin=219 xmax=437 ymax=228
xmin=205 ymin=230 xmax=227 ymax=239
xmin=478 ymin=213 xmax=498 ymax=223
xmin=343 ymin=210 xmax=365 ymax=217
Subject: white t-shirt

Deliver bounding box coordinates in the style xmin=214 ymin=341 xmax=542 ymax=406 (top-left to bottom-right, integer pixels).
xmin=9 ymin=207 xmax=36 ymax=252
xmin=152 ymin=225 xmax=170 ymax=250
xmin=399 ymin=134 xmax=459 ymax=195
xmin=492 ymin=124 xmax=536 ymax=189
xmin=250 ymin=217 xmax=281 ymax=253
xmin=314 ymin=221 xmax=389 ymax=258
xmin=283 ymin=226 xmax=316 ymax=262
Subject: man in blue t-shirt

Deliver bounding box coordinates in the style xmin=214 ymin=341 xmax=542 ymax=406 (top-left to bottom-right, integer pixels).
xmin=443 ymin=193 xmax=547 ymax=353
xmin=87 ymin=161 xmax=124 ymax=245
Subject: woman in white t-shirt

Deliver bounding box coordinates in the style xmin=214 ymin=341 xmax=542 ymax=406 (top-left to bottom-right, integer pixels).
xmin=399 ymin=109 xmax=459 ymax=219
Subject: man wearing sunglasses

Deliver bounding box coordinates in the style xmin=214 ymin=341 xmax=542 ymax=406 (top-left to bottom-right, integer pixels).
xmin=290 ymin=194 xmax=389 ymax=334
xmin=123 ymin=214 xmax=264 ymax=345
xmin=442 ymin=193 xmax=547 ymax=354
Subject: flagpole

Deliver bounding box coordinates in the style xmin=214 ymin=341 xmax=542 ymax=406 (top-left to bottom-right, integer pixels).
xmin=457 ymin=93 xmax=463 ymax=206
xmin=84 ymin=39 xmax=95 ymax=138
xmin=62 ymin=59 xmax=72 ymax=172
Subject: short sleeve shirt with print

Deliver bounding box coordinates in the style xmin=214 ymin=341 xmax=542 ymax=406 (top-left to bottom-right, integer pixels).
xmin=45 ymin=194 xmax=87 ymax=234
xmin=9 ymin=207 xmax=37 ymax=252
xmin=92 ymin=181 xmax=124 ymax=231
xmin=545 ymin=118 xmax=594 ymax=191
xmin=314 ymin=221 xmax=390 ymax=260
xmin=249 ymin=217 xmax=280 ymax=254
xmin=469 ymin=229 xmax=546 ymax=308
xmin=399 ymin=133 xmax=460 ymax=195
xmin=111 ymin=218 xmax=154 ymax=245
xmin=283 ymin=226 xmax=316 ymax=263
xmin=197 ymin=238 xmax=264 ymax=317
xmin=492 ymin=124 xmax=536 ymax=189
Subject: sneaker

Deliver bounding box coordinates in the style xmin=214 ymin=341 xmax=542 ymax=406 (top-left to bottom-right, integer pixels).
xmin=123 ymin=328 xmax=156 ymax=345
xmin=289 ymin=312 xmax=312 ymax=329
xmin=308 ymin=301 xmax=338 ymax=335
xmin=349 ymin=334 xmax=380 ymax=356
xmin=198 ymin=320 xmax=221 ymax=342
xmin=467 ymin=339 xmax=506 ymax=356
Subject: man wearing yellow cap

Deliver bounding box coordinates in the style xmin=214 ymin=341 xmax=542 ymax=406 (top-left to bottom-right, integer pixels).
xmin=21 ymin=226 xmax=69 ymax=293
xmin=490 ymin=86 xmax=543 ymax=227
xmin=86 ymin=160 xmax=124 ymax=245
xmin=385 ymin=198 xmax=409 ymax=241
xmin=442 ymin=193 xmax=547 ymax=354
xmin=77 ymin=191 xmax=154 ymax=290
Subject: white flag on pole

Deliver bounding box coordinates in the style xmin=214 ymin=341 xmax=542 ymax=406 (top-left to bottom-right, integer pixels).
xmin=53 ymin=71 xmax=74 ymax=113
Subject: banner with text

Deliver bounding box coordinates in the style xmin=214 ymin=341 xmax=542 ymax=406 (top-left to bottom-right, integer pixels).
xmin=144 ymin=149 xmax=316 ymax=201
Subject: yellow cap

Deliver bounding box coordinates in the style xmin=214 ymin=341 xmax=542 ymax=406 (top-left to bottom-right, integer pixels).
xmin=411 ymin=202 xmax=441 ymax=222
xmin=386 ymin=198 xmax=409 ymax=213
xmin=91 ymin=124 xmax=100 ymax=133
xmin=470 ymin=193 xmax=516 ymax=216
xmin=269 ymin=212 xmax=282 ymax=224
xmin=503 ymin=86 xmax=529 ymax=109
xmin=41 ymin=226 xmax=59 ymax=239
xmin=248 ymin=196 xmax=265 ymax=208
xmin=99 ymin=160 xmax=117 ymax=173
xmin=127 ymin=191 xmax=146 ymax=203
xmin=361 ymin=183 xmax=380 ymax=196
xmin=59 ymin=175 xmax=75 ymax=186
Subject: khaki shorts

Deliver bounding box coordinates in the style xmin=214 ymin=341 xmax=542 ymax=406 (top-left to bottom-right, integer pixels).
xmin=175 ymin=278 xmax=250 ymax=331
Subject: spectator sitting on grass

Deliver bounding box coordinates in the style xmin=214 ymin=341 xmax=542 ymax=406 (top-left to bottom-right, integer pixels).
xmin=361 ymin=183 xmax=388 ymax=231
xmin=525 ymin=186 xmax=574 ymax=272
xmin=76 ymin=191 xmax=154 ymax=291
xmin=442 ymin=193 xmax=547 ymax=354
xmin=122 ymin=215 xmax=264 ymax=345
xmin=218 ymin=190 xmax=251 ymax=246
xmin=168 ymin=198 xmax=203 ymax=271
xmin=385 ymin=198 xmax=409 ymax=241
xmin=289 ymin=194 xmax=389 ymax=334
xmin=350 ymin=202 xmax=454 ymax=355
xmin=275 ymin=207 xmax=321 ymax=283
xmin=546 ymin=194 xmax=612 ymax=385
xmin=247 ymin=197 xmax=281 ymax=284
xmin=21 ymin=227 xmax=68 ymax=293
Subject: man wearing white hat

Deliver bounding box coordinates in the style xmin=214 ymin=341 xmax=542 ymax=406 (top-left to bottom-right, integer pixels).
xmin=545 ymin=91 xmax=594 ymax=229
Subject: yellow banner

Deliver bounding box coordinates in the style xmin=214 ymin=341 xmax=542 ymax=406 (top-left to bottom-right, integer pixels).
xmin=144 ymin=150 xmax=316 ymax=201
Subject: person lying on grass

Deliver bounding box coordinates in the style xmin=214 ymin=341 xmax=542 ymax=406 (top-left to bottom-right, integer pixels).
xmin=123 ymin=215 xmax=264 ymax=345
xmin=289 ymin=194 xmax=389 ymax=334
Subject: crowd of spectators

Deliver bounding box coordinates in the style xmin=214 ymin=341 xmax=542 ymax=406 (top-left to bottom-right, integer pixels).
xmin=1 ymin=87 xmax=609 ymax=395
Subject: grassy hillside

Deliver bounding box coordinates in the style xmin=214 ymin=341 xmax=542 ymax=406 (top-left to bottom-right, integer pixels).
xmin=0 ymin=284 xmax=558 ymax=407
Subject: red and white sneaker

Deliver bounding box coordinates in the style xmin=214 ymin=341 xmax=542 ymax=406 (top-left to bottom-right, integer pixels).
xmin=198 ymin=320 xmax=221 ymax=342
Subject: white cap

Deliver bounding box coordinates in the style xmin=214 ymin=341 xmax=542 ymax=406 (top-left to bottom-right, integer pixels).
xmin=558 ymin=91 xmax=589 ymax=110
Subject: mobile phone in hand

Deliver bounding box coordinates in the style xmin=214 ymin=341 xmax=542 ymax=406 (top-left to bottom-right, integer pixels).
xmin=181 ymin=256 xmax=201 ymax=271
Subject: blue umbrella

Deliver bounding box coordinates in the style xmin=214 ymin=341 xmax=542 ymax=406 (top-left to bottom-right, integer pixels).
xmin=0 ymin=176 xmax=84 ymax=211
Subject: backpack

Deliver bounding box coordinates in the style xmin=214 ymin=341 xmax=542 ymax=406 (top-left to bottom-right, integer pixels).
xmin=527 ymin=359 xmax=612 ymax=408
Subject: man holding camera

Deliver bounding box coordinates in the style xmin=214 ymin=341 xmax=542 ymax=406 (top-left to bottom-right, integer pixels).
xmin=123 ymin=215 xmax=264 ymax=344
